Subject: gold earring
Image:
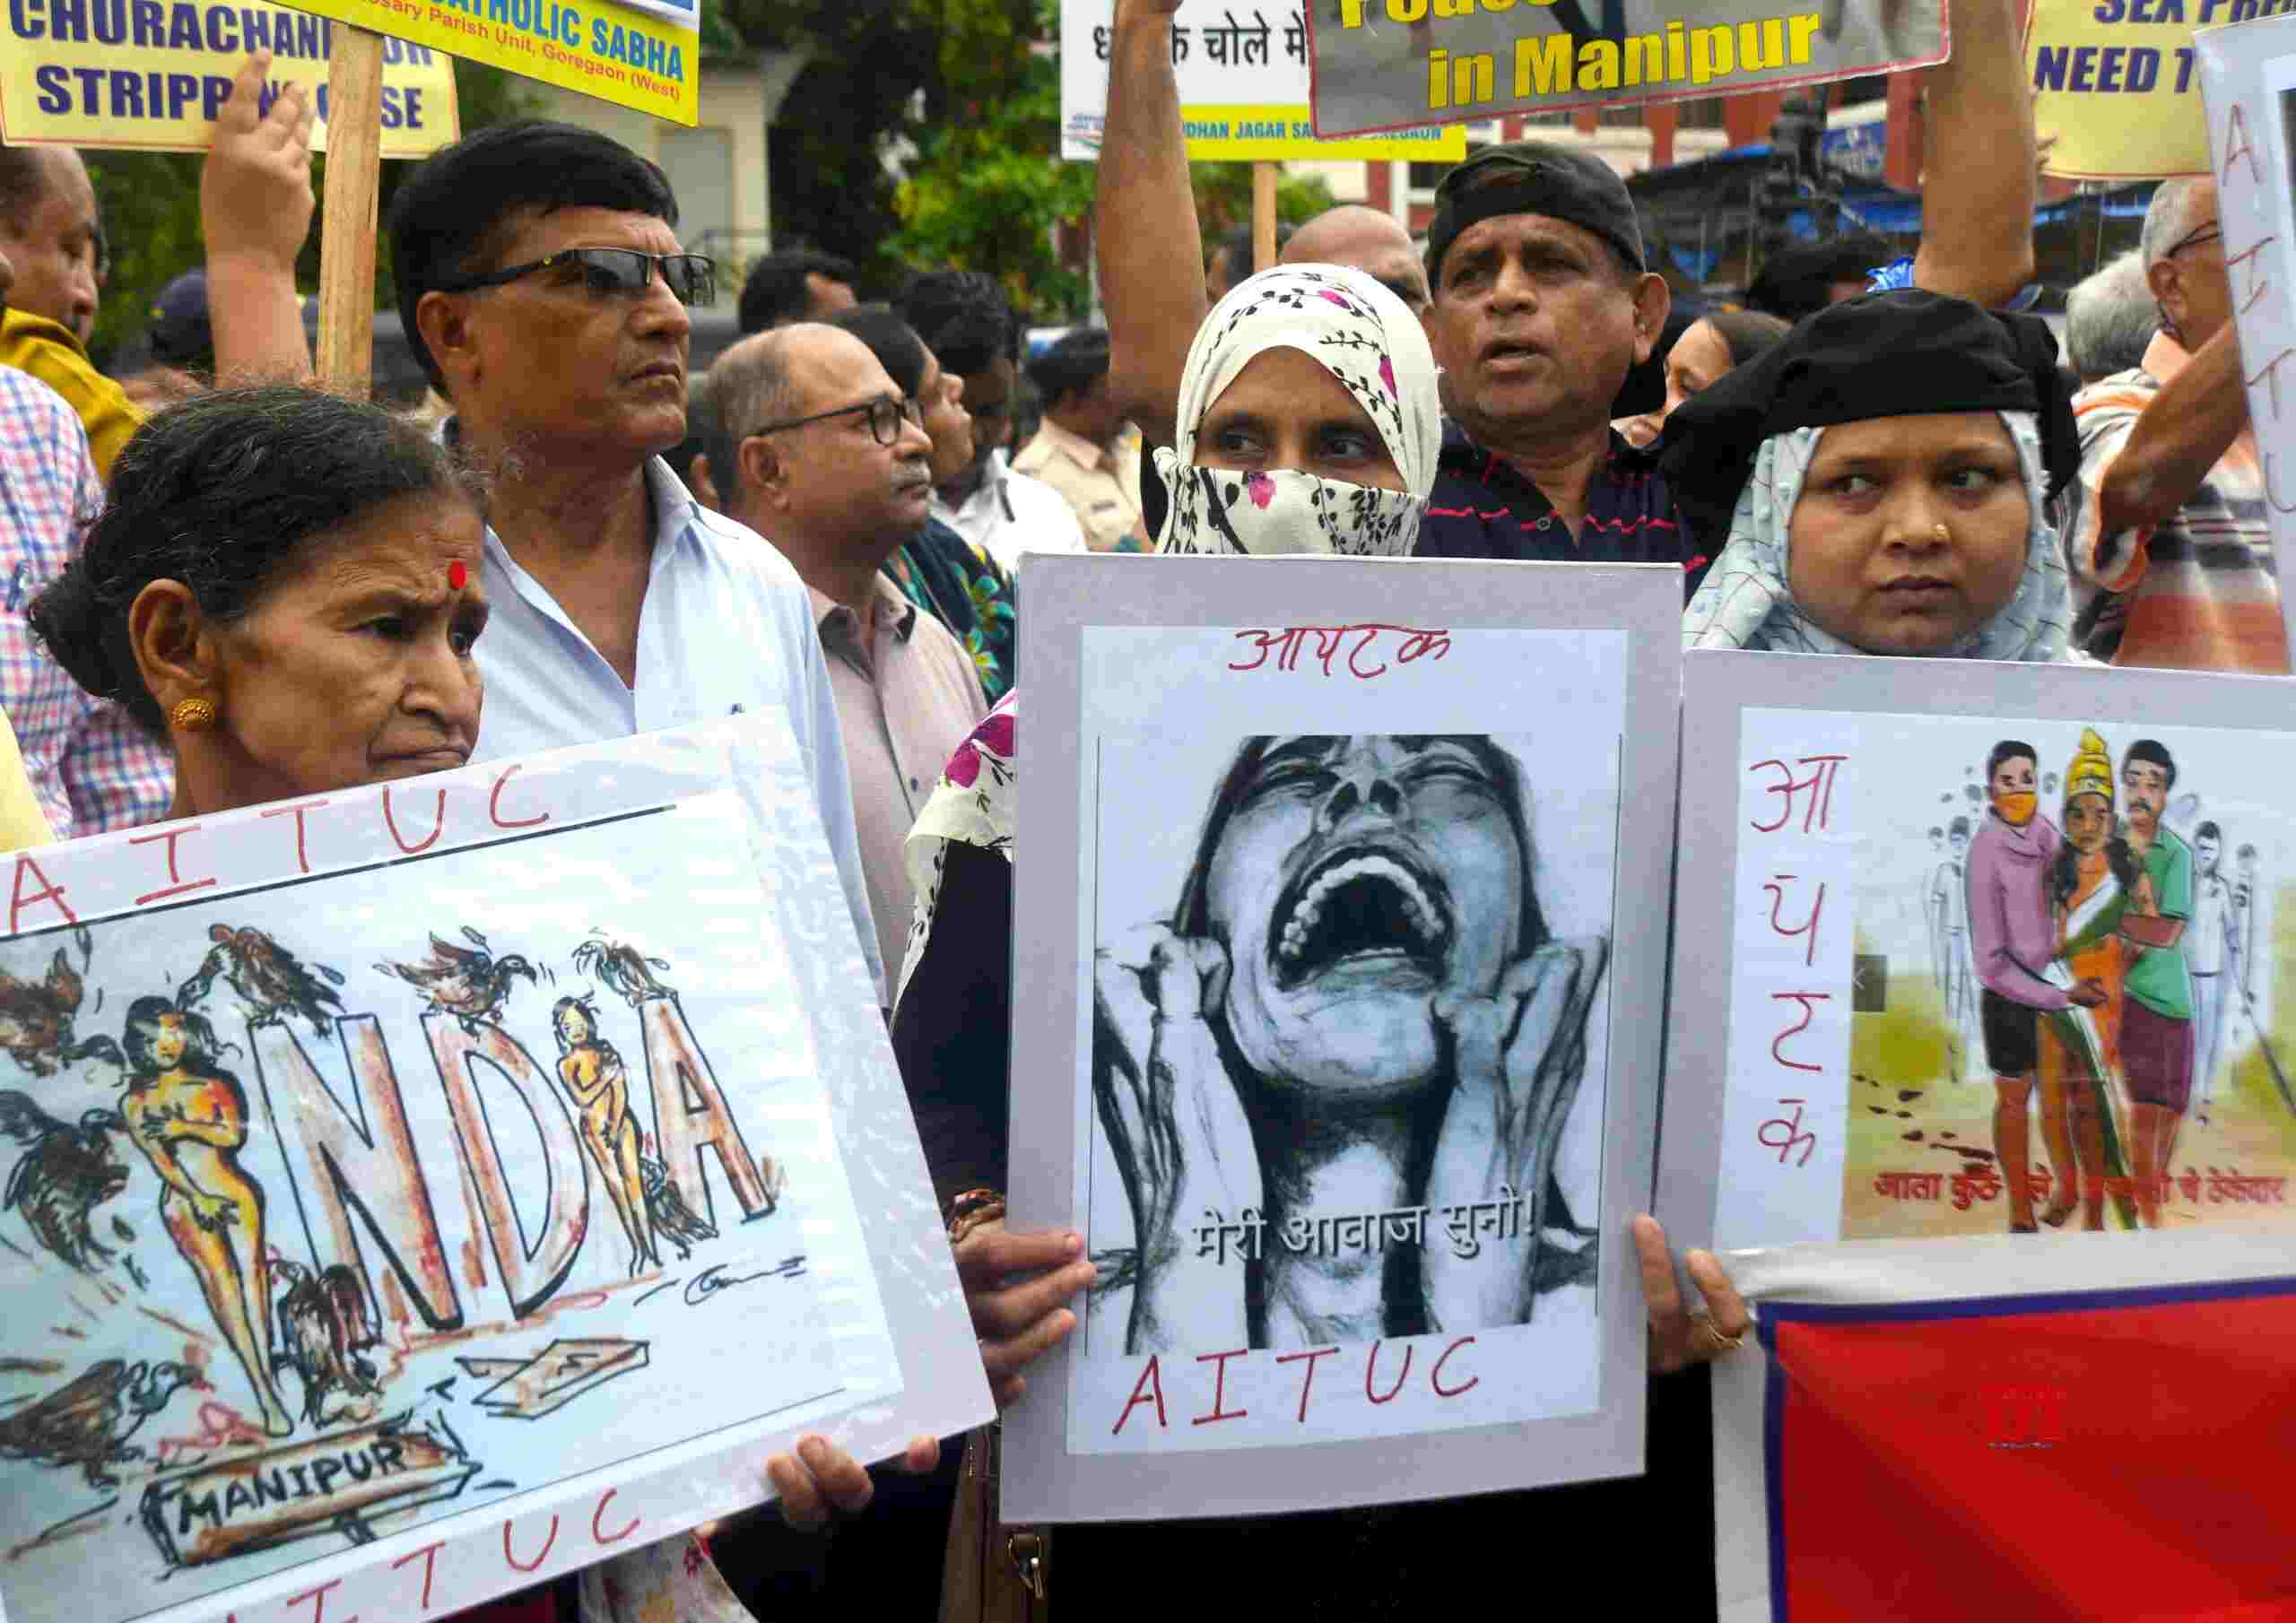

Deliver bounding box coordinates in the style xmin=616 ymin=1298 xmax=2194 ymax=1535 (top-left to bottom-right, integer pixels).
xmin=169 ymin=696 xmax=217 ymax=732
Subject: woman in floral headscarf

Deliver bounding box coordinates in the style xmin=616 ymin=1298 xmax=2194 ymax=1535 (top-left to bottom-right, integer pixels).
xmin=897 ymin=261 xmax=1439 ymax=1037
xmin=1152 ymin=263 xmax=1439 ymax=558
xmin=893 ymin=266 xmax=1439 ymax=1199
xmin=878 ymin=259 xmax=1725 ymax=1617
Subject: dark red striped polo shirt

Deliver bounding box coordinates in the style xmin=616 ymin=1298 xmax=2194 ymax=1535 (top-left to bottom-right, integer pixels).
xmin=1413 ymin=419 xmax=1711 ymax=598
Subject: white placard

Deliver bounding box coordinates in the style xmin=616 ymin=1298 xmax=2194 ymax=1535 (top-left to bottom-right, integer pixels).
xmin=1004 ymin=554 xmax=1680 ymax=1521
xmin=1661 ymin=650 xmax=2296 ymax=1255
xmin=0 ymin=717 xmax=991 ymax=1623
xmin=1058 ymin=0 xmax=1465 ymax=161
xmin=2197 ymin=12 xmax=2296 ymax=669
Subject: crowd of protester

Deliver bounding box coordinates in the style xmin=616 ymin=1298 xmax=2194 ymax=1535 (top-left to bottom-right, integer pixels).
xmin=0 ymin=0 xmax=2276 ymax=1610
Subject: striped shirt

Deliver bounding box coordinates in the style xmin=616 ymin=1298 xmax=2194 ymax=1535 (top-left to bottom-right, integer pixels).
xmin=2062 ymin=331 xmax=2288 ymax=673
xmin=1413 ymin=419 xmax=1709 ymax=594
xmin=0 ymin=368 xmax=171 ymax=837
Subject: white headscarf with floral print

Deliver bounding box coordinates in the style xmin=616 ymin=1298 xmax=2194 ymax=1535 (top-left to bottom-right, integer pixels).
xmin=1156 ymin=265 xmax=1439 ymax=557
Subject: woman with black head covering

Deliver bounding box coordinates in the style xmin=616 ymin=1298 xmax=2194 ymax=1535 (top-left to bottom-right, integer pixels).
xmin=1666 ymin=288 xmax=2082 ymax=662
xmin=1635 ymin=289 xmax=2086 ymax=1373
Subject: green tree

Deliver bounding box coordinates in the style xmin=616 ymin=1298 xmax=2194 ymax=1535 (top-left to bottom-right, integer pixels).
xmin=85 ymin=57 xmax=537 ymax=366
xmin=728 ymin=0 xmax=1331 ymax=322
xmin=886 ymin=41 xmax=1094 ymax=317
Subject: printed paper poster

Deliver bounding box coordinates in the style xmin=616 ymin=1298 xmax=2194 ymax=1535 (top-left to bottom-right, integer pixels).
xmin=0 ymin=8 xmax=458 ymax=156
xmin=0 ymin=719 xmax=987 ymax=1623
xmin=1664 ymin=657 xmax=2296 ymax=1256
xmin=1061 ymin=0 xmax=1464 ymax=161
xmin=1307 ymin=0 xmax=1945 ymax=139
xmin=1071 ymin=693 xmax=1617 ymax=1454
xmin=2197 ymin=13 xmax=2296 ymax=669
xmin=1004 ymin=555 xmax=1681 ymax=1523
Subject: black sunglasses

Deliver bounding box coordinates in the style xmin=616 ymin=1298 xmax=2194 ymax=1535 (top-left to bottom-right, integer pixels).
xmin=747 ymin=394 xmax=923 ymax=447
xmin=433 ymin=247 xmax=718 ymax=307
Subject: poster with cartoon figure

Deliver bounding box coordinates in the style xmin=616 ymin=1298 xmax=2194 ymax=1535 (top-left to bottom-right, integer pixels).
xmin=1003 ymin=554 xmax=1681 ymax=1523
xmin=1661 ymin=651 xmax=2296 ymax=1255
xmin=0 ymin=718 xmax=989 ymax=1623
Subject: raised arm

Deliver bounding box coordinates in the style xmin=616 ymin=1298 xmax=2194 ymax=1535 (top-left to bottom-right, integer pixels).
xmin=2092 ymin=320 xmax=2247 ymax=536
xmin=203 ymin=53 xmax=316 ymax=384
xmin=1096 ymin=0 xmax=1206 ymax=448
xmin=1909 ymin=0 xmax=2036 ymax=308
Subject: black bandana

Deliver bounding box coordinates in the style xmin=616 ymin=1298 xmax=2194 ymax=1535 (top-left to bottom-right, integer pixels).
xmin=1658 ymin=289 xmax=2079 ymax=551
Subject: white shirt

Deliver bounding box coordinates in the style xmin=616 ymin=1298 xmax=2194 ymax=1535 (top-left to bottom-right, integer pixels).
xmin=466 ymin=451 xmax=884 ymax=1004
xmin=931 ymin=447 xmax=1088 ymax=574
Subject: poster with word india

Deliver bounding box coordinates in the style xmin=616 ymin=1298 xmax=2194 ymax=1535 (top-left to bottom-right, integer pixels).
xmin=1003 ymin=555 xmax=1682 ymax=1523
xmin=0 ymin=718 xmax=987 ymax=1623
xmin=1661 ymin=652 xmax=2296 ymax=1255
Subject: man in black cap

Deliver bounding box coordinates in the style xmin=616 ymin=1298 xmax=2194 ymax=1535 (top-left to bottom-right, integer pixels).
xmin=1095 ymin=0 xmax=2037 ymax=578
xmin=1410 ymin=0 xmax=2034 ymax=570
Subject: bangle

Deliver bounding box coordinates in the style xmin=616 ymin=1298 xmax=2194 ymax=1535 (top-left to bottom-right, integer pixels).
xmin=947 ymin=1187 xmax=1005 ymax=1244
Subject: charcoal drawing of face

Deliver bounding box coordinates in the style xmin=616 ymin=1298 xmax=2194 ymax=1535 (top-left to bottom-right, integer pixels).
xmin=1178 ymin=734 xmax=1537 ymax=1098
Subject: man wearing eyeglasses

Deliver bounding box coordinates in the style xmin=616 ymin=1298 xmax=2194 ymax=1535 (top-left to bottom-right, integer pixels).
xmin=0 ymin=52 xmax=315 ymax=477
xmin=706 ymin=324 xmax=988 ymax=988
xmin=387 ymin=119 xmax=883 ymax=1014
xmin=2062 ymin=176 xmax=2288 ymax=673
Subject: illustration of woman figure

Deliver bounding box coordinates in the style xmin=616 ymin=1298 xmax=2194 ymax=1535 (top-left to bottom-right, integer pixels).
xmin=1093 ymin=734 xmax=1608 ymax=1353
xmin=551 ymin=995 xmax=658 ymax=1276
xmin=117 ymin=995 xmax=292 ymax=1436
xmin=2040 ymin=730 xmax=2147 ymax=1230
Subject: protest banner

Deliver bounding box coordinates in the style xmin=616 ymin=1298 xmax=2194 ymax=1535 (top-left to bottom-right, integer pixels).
xmin=302 ymin=0 xmax=693 ymax=123
xmin=1306 ymin=0 xmax=1945 ymax=138
xmin=1000 ymin=555 xmax=1678 ymax=1521
xmin=0 ymin=716 xmax=991 ymax=1623
xmin=1061 ymin=0 xmax=1464 ymax=161
xmin=2023 ymin=0 xmax=2217 ymax=179
xmin=2197 ymin=11 xmax=2296 ymax=669
xmin=1657 ymin=650 xmax=2296 ymax=1256
xmin=0 ymin=5 xmax=458 ymax=154
xmin=1709 ymin=1230 xmax=2296 ymax=1621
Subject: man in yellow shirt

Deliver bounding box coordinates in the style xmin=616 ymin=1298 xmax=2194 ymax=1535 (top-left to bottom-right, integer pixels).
xmin=0 ymin=52 xmax=320 ymax=477
xmin=1013 ymin=327 xmax=1148 ymax=552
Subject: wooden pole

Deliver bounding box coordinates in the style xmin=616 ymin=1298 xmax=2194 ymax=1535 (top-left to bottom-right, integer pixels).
xmin=1252 ymin=161 xmax=1277 ymax=273
xmin=317 ymin=22 xmax=387 ymax=395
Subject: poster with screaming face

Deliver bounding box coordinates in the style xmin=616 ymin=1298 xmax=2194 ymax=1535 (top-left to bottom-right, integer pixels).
xmin=1068 ymin=632 xmax=1623 ymax=1458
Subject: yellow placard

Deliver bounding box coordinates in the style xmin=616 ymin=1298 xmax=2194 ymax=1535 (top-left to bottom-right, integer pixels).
xmin=0 ymin=12 xmax=459 ymax=153
xmin=323 ymin=0 xmax=696 ymax=123
xmin=1065 ymin=101 xmax=1465 ymax=161
xmin=2023 ymin=0 xmax=2239 ymax=179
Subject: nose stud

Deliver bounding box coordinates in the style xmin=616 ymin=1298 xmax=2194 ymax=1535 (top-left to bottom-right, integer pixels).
xmin=1932 ymin=524 xmax=1952 ymax=543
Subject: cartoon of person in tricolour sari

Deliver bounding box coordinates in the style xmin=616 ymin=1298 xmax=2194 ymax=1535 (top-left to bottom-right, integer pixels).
xmin=2037 ymin=729 xmax=2145 ymax=1231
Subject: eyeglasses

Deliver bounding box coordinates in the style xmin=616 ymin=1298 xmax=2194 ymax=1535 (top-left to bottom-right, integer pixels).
xmin=432 ymin=247 xmax=718 ymax=307
xmin=2163 ymin=222 xmax=2222 ymax=259
xmin=746 ymin=394 xmax=923 ymax=447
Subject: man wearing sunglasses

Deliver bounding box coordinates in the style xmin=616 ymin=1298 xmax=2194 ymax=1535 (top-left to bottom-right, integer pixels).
xmin=892 ymin=270 xmax=1084 ymax=572
xmin=387 ymin=118 xmax=882 ymax=1004
xmin=705 ymin=324 xmax=987 ymax=992
xmin=2062 ymin=176 xmax=2286 ymax=674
